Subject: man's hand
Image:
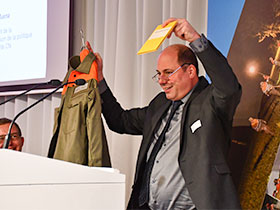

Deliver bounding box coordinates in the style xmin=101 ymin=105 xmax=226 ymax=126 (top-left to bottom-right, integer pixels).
xmin=86 ymin=41 xmax=104 ymax=82
xmin=94 ymin=52 xmax=104 ymax=81
xmin=162 ymin=18 xmax=200 ymax=43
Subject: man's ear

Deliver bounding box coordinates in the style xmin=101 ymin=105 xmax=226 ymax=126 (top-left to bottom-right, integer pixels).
xmin=21 ymin=137 xmax=24 ymax=145
xmin=188 ymin=65 xmax=197 ymax=78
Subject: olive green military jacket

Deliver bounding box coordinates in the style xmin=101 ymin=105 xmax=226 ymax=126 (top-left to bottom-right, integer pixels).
xmin=48 ymin=53 xmax=111 ymax=167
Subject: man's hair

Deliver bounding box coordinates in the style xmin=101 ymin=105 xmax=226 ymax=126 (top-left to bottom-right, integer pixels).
xmin=0 ymin=118 xmax=22 ymax=136
xmin=173 ymin=44 xmax=199 ymax=75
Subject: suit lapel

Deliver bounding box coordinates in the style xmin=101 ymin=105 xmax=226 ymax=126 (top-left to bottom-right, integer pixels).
xmin=180 ymin=77 xmax=209 ymax=147
xmin=138 ymin=98 xmax=171 ymax=167
xmin=150 ymin=101 xmax=171 ymax=135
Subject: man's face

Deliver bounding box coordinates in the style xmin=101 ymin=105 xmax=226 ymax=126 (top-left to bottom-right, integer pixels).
xmin=157 ymin=48 xmax=197 ymax=101
xmin=0 ymin=123 xmax=24 ymax=151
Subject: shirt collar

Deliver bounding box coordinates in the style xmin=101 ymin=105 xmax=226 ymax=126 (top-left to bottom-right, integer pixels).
xmin=180 ymin=82 xmax=198 ymax=104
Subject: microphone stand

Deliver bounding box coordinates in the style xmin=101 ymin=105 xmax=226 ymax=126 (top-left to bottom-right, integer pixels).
xmin=0 ymin=80 xmax=62 ymax=106
xmin=2 ymin=79 xmax=85 ymax=149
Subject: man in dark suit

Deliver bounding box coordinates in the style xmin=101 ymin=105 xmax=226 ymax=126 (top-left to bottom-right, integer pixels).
xmin=95 ymin=18 xmax=242 ymax=209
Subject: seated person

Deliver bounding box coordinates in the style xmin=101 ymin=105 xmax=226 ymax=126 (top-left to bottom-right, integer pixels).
xmin=0 ymin=118 xmax=24 ymax=151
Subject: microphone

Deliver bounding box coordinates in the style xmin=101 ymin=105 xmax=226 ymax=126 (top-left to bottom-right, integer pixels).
xmin=0 ymin=79 xmax=63 ymax=106
xmin=74 ymin=79 xmax=86 ymax=85
xmin=48 ymin=79 xmax=62 ymax=86
xmin=2 ymin=79 xmax=86 ymax=149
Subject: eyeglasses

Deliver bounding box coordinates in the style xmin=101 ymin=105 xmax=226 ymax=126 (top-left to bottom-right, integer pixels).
xmin=152 ymin=63 xmax=192 ymax=83
xmin=0 ymin=133 xmax=21 ymax=142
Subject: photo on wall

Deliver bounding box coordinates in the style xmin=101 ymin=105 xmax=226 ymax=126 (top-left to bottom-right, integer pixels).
xmin=217 ymin=0 xmax=280 ymax=209
xmin=263 ymin=147 xmax=280 ymax=210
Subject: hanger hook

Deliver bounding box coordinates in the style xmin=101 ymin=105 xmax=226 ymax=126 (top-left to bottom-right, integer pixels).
xmin=80 ymin=29 xmax=86 ymax=50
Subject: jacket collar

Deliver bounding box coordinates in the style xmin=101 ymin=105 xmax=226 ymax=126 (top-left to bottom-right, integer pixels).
xmin=186 ymin=76 xmax=209 ymax=103
xmin=62 ymin=52 xmax=96 ymax=84
xmin=69 ymin=52 xmax=96 ymax=74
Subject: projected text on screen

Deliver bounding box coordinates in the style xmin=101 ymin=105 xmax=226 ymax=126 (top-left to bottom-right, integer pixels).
xmin=0 ymin=0 xmax=47 ymax=82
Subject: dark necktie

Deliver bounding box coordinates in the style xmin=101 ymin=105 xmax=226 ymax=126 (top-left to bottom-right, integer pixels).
xmin=138 ymin=100 xmax=183 ymax=206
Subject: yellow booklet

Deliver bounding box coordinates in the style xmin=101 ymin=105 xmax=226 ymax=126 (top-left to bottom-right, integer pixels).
xmin=137 ymin=21 xmax=177 ymax=55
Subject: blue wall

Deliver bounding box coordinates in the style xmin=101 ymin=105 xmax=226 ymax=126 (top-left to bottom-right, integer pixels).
xmin=207 ymin=0 xmax=245 ymax=57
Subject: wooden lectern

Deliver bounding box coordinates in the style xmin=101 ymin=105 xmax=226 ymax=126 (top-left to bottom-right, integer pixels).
xmin=0 ymin=149 xmax=125 ymax=210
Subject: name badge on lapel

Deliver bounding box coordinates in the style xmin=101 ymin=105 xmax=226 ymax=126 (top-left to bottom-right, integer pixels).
xmin=74 ymin=82 xmax=88 ymax=94
xmin=190 ymin=120 xmax=202 ymax=133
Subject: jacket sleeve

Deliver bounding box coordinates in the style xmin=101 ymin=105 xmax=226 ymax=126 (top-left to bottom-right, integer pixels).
xmin=100 ymin=85 xmax=147 ymax=135
xmin=86 ymin=86 xmax=108 ymax=166
xmin=195 ymin=41 xmax=242 ymax=121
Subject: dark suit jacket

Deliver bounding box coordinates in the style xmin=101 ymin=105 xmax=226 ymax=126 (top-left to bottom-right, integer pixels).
xmin=101 ymin=41 xmax=242 ymax=209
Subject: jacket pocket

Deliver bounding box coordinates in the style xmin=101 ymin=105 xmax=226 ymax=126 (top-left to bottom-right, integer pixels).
xmin=61 ymin=102 xmax=80 ymax=134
